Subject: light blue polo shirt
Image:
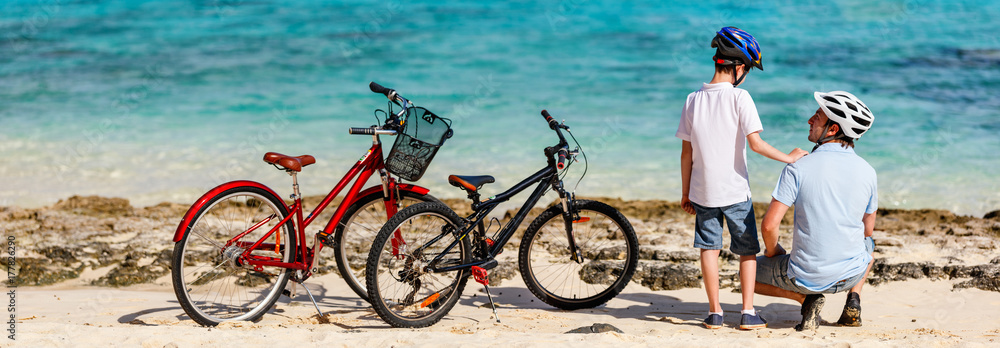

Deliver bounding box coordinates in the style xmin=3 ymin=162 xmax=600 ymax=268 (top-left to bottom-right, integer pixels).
xmin=772 ymin=143 xmax=877 ymax=292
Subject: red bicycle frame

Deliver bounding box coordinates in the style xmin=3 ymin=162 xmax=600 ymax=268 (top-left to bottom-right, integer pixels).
xmin=173 ymin=132 xmax=427 ymax=278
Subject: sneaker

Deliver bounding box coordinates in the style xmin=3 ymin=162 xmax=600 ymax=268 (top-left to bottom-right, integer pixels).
xmin=836 ymin=292 xmax=862 ymax=327
xmin=703 ymin=314 xmax=723 ymax=329
xmin=739 ymin=313 xmax=767 ymax=330
xmin=794 ymin=294 xmax=825 ymax=331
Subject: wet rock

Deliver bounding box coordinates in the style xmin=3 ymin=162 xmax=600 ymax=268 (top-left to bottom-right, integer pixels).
xmin=9 ymin=258 xmax=81 ymax=286
xmin=565 ymin=323 xmax=624 ymax=334
xmin=53 ymin=195 xmax=133 ymax=217
xmin=984 ymin=210 xmax=1000 ymax=220
xmin=635 ymin=261 xmax=701 ymax=291
xmin=37 ymin=245 xmax=79 ymax=264
xmin=953 ymin=264 xmax=1000 ymax=292
xmin=637 ymin=248 xmax=699 ymax=262
xmin=92 ymin=251 xmax=170 ymax=287
xmin=581 ymin=261 xmax=629 ymax=285
xmin=869 ymin=260 xmax=943 ymax=286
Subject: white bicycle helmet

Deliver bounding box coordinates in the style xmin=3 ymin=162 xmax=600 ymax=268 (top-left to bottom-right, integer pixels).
xmin=814 ymin=91 xmax=874 ymax=140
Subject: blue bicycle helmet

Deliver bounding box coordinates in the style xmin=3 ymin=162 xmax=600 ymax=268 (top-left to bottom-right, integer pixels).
xmin=711 ymin=26 xmax=763 ymax=71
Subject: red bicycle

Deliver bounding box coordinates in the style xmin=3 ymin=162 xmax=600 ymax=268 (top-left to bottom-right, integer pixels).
xmin=170 ymin=82 xmax=453 ymax=326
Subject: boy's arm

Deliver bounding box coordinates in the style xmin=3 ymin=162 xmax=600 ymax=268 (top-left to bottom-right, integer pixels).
xmin=680 ymin=140 xmax=695 ymax=215
xmin=747 ymin=132 xmax=807 ymax=163
xmin=762 ymin=198 xmax=789 ymax=257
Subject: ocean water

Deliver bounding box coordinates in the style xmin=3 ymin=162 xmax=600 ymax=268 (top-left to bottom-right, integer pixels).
xmin=1 ymin=0 xmax=998 ymax=216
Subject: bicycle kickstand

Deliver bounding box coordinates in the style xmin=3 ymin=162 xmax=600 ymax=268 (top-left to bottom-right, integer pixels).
xmin=287 ymin=272 xmax=325 ymax=320
xmin=472 ymin=265 xmax=501 ymax=323
xmin=299 ymin=282 xmax=325 ymax=320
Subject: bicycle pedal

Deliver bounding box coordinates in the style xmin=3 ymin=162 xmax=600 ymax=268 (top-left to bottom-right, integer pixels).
xmin=316 ymin=231 xmax=335 ymax=248
xmin=282 ymin=289 xmax=292 ymax=297
xmin=471 ymin=266 xmax=489 ymax=286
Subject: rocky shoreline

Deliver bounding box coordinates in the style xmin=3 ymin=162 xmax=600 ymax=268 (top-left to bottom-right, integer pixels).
xmin=3 ymin=195 xmax=999 ymax=293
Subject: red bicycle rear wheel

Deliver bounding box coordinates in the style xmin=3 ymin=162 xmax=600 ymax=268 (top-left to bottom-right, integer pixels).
xmin=171 ymin=186 xmax=296 ymax=326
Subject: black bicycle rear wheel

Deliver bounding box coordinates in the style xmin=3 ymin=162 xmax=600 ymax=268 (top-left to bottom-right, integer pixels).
xmin=518 ymin=200 xmax=638 ymax=310
xmin=333 ymin=189 xmax=437 ymax=302
xmin=365 ymin=202 xmax=471 ymax=328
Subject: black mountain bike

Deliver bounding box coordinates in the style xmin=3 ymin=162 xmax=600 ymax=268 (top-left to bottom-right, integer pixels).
xmin=364 ymin=110 xmax=639 ymax=328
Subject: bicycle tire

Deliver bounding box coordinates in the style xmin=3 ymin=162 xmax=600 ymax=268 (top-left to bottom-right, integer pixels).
xmin=171 ymin=186 xmax=296 ymax=326
xmin=365 ymin=202 xmax=471 ymax=328
xmin=518 ymin=200 xmax=638 ymax=310
xmin=333 ymin=189 xmax=438 ymax=302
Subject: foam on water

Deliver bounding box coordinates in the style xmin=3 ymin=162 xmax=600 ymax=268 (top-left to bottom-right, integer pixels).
xmin=1 ymin=0 xmax=998 ymax=216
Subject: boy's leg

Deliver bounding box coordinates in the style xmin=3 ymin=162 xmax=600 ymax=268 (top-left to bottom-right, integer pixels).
xmin=692 ymin=202 xmax=726 ymax=316
xmin=739 ymin=255 xmax=756 ymax=310
xmin=722 ymin=200 xmax=761 ymax=310
xmin=700 ymin=249 xmax=723 ymax=313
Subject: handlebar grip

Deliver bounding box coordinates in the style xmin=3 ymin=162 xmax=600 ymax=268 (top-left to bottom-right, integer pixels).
xmin=541 ymin=109 xmax=558 ymax=130
xmin=556 ymin=148 xmax=568 ymax=170
xmin=369 ymin=81 xmax=393 ymax=97
xmin=349 ymin=127 xmax=375 ymax=135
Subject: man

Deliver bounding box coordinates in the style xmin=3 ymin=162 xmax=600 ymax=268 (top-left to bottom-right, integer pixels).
xmin=754 ymin=91 xmax=877 ymax=331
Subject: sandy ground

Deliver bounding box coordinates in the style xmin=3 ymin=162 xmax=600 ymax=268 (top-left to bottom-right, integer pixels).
xmin=5 ymin=196 xmax=1000 ymax=347
xmin=12 ymin=272 xmax=1000 ymax=347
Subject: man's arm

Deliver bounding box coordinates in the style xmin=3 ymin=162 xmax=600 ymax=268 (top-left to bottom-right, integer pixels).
xmin=680 ymin=140 xmax=695 ymax=215
xmin=747 ymin=132 xmax=807 ymax=164
xmin=762 ymin=198 xmax=789 ymax=257
xmin=863 ymin=212 xmax=875 ymax=238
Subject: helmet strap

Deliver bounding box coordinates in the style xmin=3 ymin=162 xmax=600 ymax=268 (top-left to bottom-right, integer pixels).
xmin=813 ymin=123 xmax=846 ymax=151
xmin=734 ymin=69 xmax=748 ymax=86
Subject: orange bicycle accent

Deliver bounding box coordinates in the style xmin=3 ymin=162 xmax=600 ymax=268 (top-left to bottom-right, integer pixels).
xmin=420 ymin=293 xmax=441 ymax=308
xmin=274 ymin=229 xmax=281 ymax=255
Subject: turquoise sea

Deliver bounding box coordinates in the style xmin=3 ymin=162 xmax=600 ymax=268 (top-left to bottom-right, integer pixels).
xmin=2 ymin=0 xmax=998 ymax=216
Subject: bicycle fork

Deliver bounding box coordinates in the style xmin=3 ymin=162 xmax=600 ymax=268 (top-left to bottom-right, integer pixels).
xmin=556 ymin=182 xmax=583 ymax=263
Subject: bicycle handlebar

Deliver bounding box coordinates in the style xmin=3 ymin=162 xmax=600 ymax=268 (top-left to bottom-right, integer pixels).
xmin=349 ymin=127 xmax=375 ymax=135
xmin=556 ymin=148 xmax=568 ymax=170
xmin=369 ymin=81 xmax=392 ymax=96
xmin=540 ymin=110 xmax=573 ymax=170
xmin=349 ymin=126 xmax=398 ymax=136
xmin=541 ymin=109 xmax=559 ymax=130
xmin=369 ymin=81 xmax=411 ymax=108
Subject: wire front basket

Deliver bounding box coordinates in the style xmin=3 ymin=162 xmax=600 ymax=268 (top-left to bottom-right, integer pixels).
xmin=385 ymin=107 xmax=452 ymax=181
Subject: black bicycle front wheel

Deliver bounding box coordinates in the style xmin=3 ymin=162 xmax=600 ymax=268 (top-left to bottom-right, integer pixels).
xmin=171 ymin=186 xmax=296 ymax=326
xmin=518 ymin=200 xmax=638 ymax=310
xmin=333 ymin=189 xmax=438 ymax=302
xmin=365 ymin=202 xmax=471 ymax=328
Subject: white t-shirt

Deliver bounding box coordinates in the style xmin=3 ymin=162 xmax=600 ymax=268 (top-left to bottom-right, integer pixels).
xmin=675 ymin=82 xmax=763 ymax=207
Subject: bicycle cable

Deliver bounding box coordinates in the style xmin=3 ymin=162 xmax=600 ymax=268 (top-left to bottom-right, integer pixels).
xmin=565 ymin=128 xmax=588 ymax=193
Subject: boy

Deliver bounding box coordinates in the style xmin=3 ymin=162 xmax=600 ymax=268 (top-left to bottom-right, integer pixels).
xmin=675 ymin=26 xmax=807 ymax=330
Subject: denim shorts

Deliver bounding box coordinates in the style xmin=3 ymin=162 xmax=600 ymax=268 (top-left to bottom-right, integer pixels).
xmin=691 ymin=199 xmax=760 ymax=256
xmin=756 ymin=236 xmax=875 ymax=294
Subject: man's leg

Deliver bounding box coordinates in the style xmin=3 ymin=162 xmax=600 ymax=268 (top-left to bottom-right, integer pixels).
xmin=838 ymin=237 xmax=875 ymax=326
xmin=755 ymin=254 xmax=824 ymax=331
xmin=754 ymin=281 xmax=805 ymax=304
